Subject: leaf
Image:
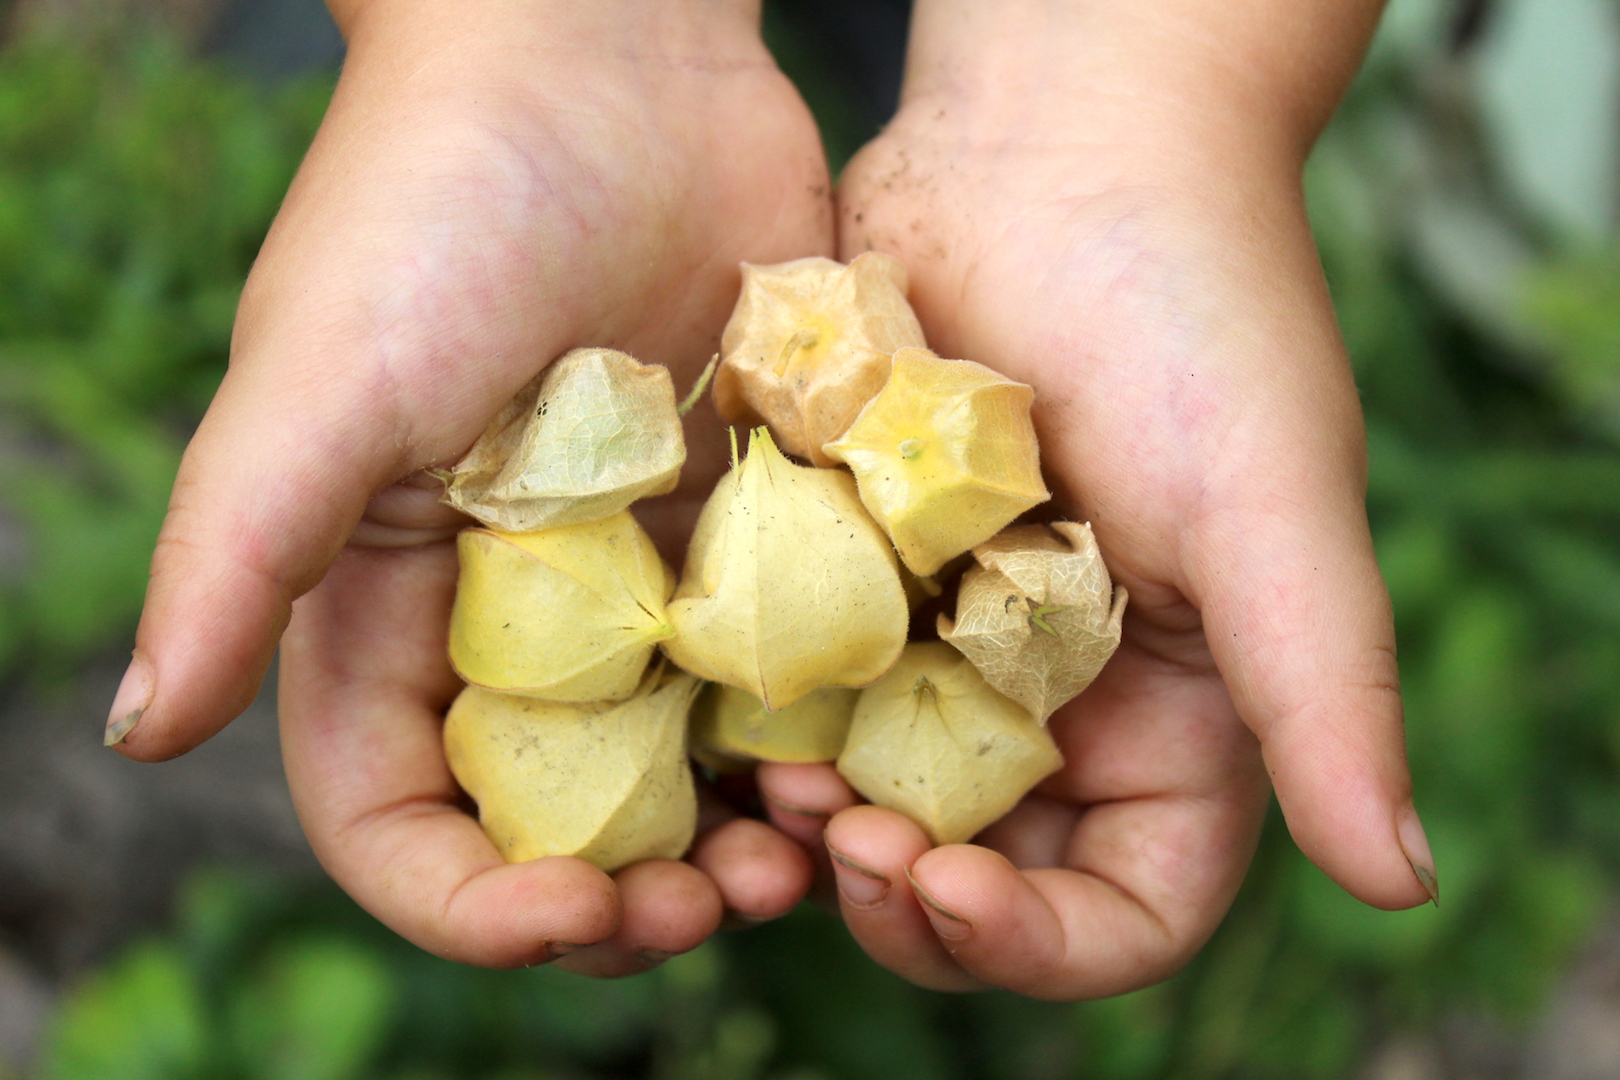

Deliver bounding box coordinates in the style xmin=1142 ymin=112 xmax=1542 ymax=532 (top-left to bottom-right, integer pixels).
xmin=228 ymin=935 xmax=396 ymax=1080
xmin=40 ymin=942 xmax=206 ymax=1080
xmin=1475 ymin=0 xmax=1620 ymax=243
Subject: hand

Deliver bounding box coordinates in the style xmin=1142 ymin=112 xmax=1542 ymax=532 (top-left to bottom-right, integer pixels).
xmin=757 ymin=0 xmax=1434 ymax=997
xmin=108 ymin=0 xmax=832 ymax=976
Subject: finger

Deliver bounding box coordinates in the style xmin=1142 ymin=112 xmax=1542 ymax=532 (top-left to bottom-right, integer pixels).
xmin=972 ymin=793 xmax=1081 ymax=870
xmin=279 ymin=543 xmax=627 ymax=966
xmin=687 ymin=817 xmax=814 ymax=924
xmin=907 ymin=785 xmax=1257 ymax=1000
xmin=823 ymin=806 xmax=982 ymax=993
xmin=109 ymin=100 xmax=584 ymax=761
xmin=884 ymin=641 xmax=1266 ymax=999
xmin=1189 ymin=479 xmax=1432 ymax=909
xmin=756 ymin=762 xmax=860 ymax=847
xmin=554 ymin=860 xmax=723 ymax=978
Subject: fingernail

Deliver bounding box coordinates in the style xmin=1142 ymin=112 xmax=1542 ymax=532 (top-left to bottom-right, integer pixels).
xmin=637 ymin=947 xmax=678 ymax=967
xmin=763 ymin=793 xmax=830 ymax=819
xmin=544 ymin=941 xmax=591 ymax=960
xmin=1397 ymin=801 xmax=1439 ymax=906
xmin=826 ymin=842 xmax=889 ymax=910
xmin=905 ymin=867 xmax=971 ymax=942
xmin=104 ymin=652 xmax=154 ymax=747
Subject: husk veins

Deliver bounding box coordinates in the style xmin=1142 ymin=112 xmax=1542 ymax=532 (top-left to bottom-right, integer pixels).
xmin=938 ymin=522 xmax=1127 ymax=723
xmin=449 ymin=511 xmax=676 ymax=702
xmin=441 ymin=347 xmax=685 ymax=531
xmin=663 ymin=427 xmax=908 ymax=710
xmin=836 ymin=642 xmax=1063 ymax=846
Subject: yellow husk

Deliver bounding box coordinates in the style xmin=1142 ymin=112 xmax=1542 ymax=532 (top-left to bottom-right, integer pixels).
xmin=822 ymin=348 xmax=1050 ymax=576
xmin=663 ymin=427 xmax=909 ymax=710
xmin=715 ymin=253 xmax=926 ymax=465
xmin=441 ymin=348 xmax=684 ymax=531
xmin=938 ymin=522 xmax=1127 ymax=723
xmin=443 ymin=670 xmax=700 ymax=871
xmin=836 ymin=643 xmax=1063 ymax=845
xmin=690 ymin=682 xmax=858 ymax=764
xmin=449 ymin=511 xmax=675 ymax=701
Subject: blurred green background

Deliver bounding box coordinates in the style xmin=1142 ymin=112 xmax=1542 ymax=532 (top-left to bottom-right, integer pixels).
xmin=1 ymin=0 xmax=1618 ymax=1077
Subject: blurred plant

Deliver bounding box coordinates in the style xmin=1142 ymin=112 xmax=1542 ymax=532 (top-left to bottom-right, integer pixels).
xmin=0 ymin=34 xmax=328 ymax=679
xmin=12 ymin=0 xmax=1620 ymax=1077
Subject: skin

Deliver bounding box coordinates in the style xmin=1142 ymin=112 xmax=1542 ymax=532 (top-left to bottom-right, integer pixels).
xmin=108 ymin=0 xmax=1434 ymax=995
xmin=757 ymin=0 xmax=1431 ymax=997
xmin=111 ymin=0 xmax=827 ymax=976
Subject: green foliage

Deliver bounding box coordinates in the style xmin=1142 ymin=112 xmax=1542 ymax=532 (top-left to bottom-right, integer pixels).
xmin=14 ymin=4 xmax=1620 ymax=1078
xmin=0 ymin=36 xmax=329 ymax=679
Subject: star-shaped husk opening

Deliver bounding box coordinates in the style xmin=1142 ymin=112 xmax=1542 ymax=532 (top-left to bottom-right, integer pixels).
xmin=822 ymin=348 xmax=1049 ymax=576
xmin=938 ymin=522 xmax=1126 ymax=723
xmin=715 ymin=253 xmax=926 ymax=465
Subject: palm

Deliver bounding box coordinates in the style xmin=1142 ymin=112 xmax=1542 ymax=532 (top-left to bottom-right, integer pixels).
xmin=755 ymin=102 xmax=1418 ymax=996
xmin=125 ymin=24 xmax=837 ymax=976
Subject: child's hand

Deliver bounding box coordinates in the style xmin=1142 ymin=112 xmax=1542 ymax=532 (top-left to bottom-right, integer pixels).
xmin=758 ymin=0 xmax=1434 ymax=997
xmin=108 ymin=0 xmax=833 ymax=975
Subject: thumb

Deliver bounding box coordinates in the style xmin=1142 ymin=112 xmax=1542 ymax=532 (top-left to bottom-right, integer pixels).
xmin=106 ymin=347 xmax=464 ymax=760
xmin=1189 ymin=480 xmax=1436 ymax=910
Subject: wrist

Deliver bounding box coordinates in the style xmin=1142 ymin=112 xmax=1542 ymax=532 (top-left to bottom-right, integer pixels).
xmin=900 ymin=0 xmax=1383 ymax=169
xmin=328 ymin=0 xmax=765 ymax=75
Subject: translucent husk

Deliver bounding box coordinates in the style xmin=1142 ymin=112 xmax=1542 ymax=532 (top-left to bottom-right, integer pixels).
xmin=441 ymin=348 xmax=685 ymax=531
xmin=663 ymin=427 xmax=909 ymax=710
xmin=449 ymin=511 xmax=675 ymax=701
xmin=715 ymin=253 xmax=926 ymax=466
xmin=690 ymin=682 xmax=859 ymax=764
xmin=822 ymin=348 xmax=1050 ymax=576
xmin=938 ymin=522 xmax=1127 ymax=723
xmin=443 ymin=670 xmax=701 ymax=871
xmin=836 ymin=642 xmax=1063 ymax=846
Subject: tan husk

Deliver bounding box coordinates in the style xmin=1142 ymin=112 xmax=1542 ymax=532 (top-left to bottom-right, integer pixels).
xmin=663 ymin=427 xmax=909 ymax=710
xmin=822 ymin=348 xmax=1050 ymax=576
xmin=449 ymin=511 xmax=675 ymax=702
xmin=441 ymin=348 xmax=685 ymax=531
xmin=715 ymin=253 xmax=926 ymax=465
xmin=938 ymin=522 xmax=1126 ymax=723
xmin=836 ymin=642 xmax=1063 ymax=846
xmin=690 ymin=682 xmax=858 ymax=764
xmin=443 ymin=669 xmax=700 ymax=871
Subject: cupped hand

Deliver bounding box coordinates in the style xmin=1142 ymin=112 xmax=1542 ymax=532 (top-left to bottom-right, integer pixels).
xmin=758 ymin=0 xmax=1433 ymax=998
xmin=109 ymin=0 xmax=830 ymax=974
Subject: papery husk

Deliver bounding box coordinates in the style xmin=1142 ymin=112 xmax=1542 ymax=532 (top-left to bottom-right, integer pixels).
xmin=690 ymin=682 xmax=858 ymax=764
xmin=449 ymin=511 xmax=675 ymax=701
xmin=663 ymin=427 xmax=908 ymax=710
xmin=715 ymin=253 xmax=926 ymax=466
xmin=938 ymin=522 xmax=1126 ymax=723
xmin=441 ymin=348 xmax=684 ymax=531
xmin=443 ymin=670 xmax=700 ymax=871
xmin=836 ymin=642 xmax=1062 ymax=846
xmin=822 ymin=348 xmax=1050 ymax=576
